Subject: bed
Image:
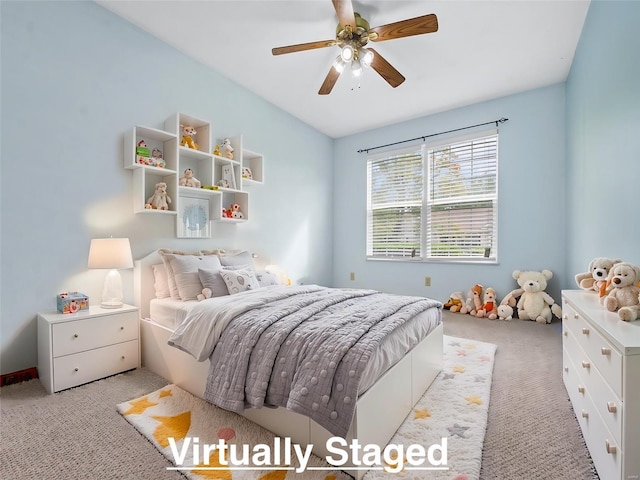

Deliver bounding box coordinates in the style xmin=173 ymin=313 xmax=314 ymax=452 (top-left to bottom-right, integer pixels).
xmin=134 ymin=249 xmax=443 ymax=478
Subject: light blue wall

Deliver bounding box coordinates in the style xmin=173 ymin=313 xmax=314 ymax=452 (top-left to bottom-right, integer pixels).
xmin=0 ymin=1 xmax=334 ymax=374
xmin=565 ymin=0 xmax=640 ymax=279
xmin=332 ymin=84 xmax=567 ymax=304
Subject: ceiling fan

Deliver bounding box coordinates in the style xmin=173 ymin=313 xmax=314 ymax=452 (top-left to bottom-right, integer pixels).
xmin=272 ymin=0 xmax=438 ymax=95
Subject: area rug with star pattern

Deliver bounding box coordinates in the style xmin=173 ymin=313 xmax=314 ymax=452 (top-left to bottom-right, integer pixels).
xmin=117 ymin=335 xmax=496 ymax=480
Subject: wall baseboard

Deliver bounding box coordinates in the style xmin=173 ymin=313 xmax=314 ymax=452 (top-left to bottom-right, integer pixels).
xmin=0 ymin=367 xmax=38 ymax=387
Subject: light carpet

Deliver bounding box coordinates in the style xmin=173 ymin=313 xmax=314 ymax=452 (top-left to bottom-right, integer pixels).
xmin=117 ymin=335 xmax=496 ymax=480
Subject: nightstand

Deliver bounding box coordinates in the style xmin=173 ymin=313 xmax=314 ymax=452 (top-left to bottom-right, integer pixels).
xmin=37 ymin=304 xmax=140 ymax=393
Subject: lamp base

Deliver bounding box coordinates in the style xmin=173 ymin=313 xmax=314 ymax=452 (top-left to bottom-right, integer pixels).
xmin=101 ymin=269 xmax=124 ymax=309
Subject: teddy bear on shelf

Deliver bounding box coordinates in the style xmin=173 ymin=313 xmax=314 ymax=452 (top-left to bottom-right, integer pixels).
xmin=220 ymin=138 xmax=234 ymax=159
xmin=145 ymin=182 xmax=171 ymax=210
xmin=575 ymin=257 xmax=621 ymax=297
xmin=502 ymin=269 xmax=562 ymax=324
xmin=180 ymin=124 xmax=199 ymax=150
xmin=476 ymin=287 xmax=499 ymax=319
xmin=468 ymin=284 xmax=484 ymax=316
xmin=179 ymin=168 xmax=201 ymax=188
xmin=601 ymin=262 xmax=640 ymax=321
xmin=229 ymin=203 xmax=243 ymax=219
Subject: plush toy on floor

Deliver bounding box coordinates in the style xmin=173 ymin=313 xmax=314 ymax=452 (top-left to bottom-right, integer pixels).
xmin=145 ymin=182 xmax=172 ymax=210
xmin=476 ymin=287 xmax=499 ymax=319
xmin=469 ymin=284 xmax=484 ymax=316
xmin=497 ymin=304 xmax=514 ymax=321
xmin=180 ymin=125 xmax=199 ymax=150
xmin=503 ymin=269 xmax=563 ymax=324
xmin=601 ymin=262 xmax=640 ymax=321
xmin=575 ymin=257 xmax=621 ymax=296
xmin=443 ymin=291 xmax=473 ymax=314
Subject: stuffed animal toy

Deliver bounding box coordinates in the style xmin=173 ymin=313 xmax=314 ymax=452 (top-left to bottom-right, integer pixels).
xmin=151 ymin=148 xmax=165 ymax=168
xmin=601 ymin=262 xmax=640 ymax=321
xmin=497 ymin=304 xmax=513 ymax=321
xmin=179 ymin=168 xmax=201 ymax=188
xmin=476 ymin=287 xmax=498 ymax=319
xmin=145 ymin=182 xmax=171 ymax=210
xmin=469 ymin=284 xmax=483 ymax=316
xmin=180 ymin=124 xmax=199 ymax=150
xmin=220 ymin=138 xmax=234 ymax=159
xmin=443 ymin=291 xmax=473 ymax=313
xmin=505 ymin=269 xmax=562 ymax=324
xmin=230 ymin=203 xmax=244 ymax=219
xmin=197 ymin=288 xmax=212 ymax=302
xmin=575 ymin=257 xmax=621 ymax=296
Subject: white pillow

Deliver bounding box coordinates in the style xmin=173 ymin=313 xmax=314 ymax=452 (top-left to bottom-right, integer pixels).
xmin=164 ymin=253 xmax=223 ymax=300
xmin=220 ymin=268 xmax=260 ymax=294
xmin=218 ymin=251 xmax=256 ymax=270
xmin=255 ymin=270 xmax=280 ymax=287
xmin=158 ymin=249 xmax=202 ymax=299
xmin=198 ymin=268 xmax=231 ymax=298
xmin=152 ymin=264 xmax=170 ymax=299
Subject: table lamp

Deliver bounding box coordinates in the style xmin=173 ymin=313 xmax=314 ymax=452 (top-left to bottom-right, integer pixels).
xmin=88 ymin=238 xmax=134 ymax=308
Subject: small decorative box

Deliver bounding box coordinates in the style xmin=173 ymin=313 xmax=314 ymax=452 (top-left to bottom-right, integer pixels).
xmin=57 ymin=292 xmax=89 ymax=314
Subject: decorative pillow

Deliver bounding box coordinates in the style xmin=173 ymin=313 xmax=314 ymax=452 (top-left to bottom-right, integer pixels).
xmin=198 ymin=268 xmax=231 ymax=298
xmin=255 ymin=270 xmax=280 ymax=287
xmin=218 ymin=251 xmax=256 ymax=270
xmin=163 ymin=252 xmax=223 ymax=300
xmin=220 ymin=268 xmax=260 ymax=294
xmin=158 ymin=249 xmax=202 ymax=299
xmin=152 ymin=264 xmax=170 ymax=299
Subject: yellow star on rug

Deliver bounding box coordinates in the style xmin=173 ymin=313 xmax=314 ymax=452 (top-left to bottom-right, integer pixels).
xmin=453 ymin=365 xmax=465 ymax=373
xmin=465 ymin=343 xmax=477 ymax=350
xmin=466 ymin=395 xmax=483 ymax=405
xmin=414 ymin=408 xmax=431 ymax=419
xmin=258 ymin=470 xmax=287 ymax=480
xmin=159 ymin=388 xmax=173 ymax=398
xmin=123 ymin=396 xmax=158 ymax=416
xmin=152 ymin=411 xmax=191 ymax=448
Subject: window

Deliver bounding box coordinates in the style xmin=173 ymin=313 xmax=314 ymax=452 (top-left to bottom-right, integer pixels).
xmin=367 ymin=131 xmax=498 ymax=262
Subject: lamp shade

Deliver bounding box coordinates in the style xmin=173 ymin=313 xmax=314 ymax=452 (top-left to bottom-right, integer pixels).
xmin=88 ymin=238 xmax=133 ymax=270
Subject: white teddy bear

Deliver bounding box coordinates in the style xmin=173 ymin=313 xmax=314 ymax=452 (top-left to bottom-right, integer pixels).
xmin=179 ymin=168 xmax=201 ymax=188
xmin=145 ymin=182 xmax=172 ymax=210
xmin=503 ymin=269 xmax=562 ymax=324
xmin=575 ymin=257 xmax=621 ymax=295
xmin=601 ymin=262 xmax=640 ymax=321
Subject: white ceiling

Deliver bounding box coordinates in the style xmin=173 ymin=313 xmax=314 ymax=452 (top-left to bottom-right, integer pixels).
xmin=98 ymin=0 xmax=590 ymax=138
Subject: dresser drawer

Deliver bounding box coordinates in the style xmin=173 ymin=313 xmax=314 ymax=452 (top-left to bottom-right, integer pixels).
xmin=52 ymin=311 xmax=138 ymax=357
xmin=564 ymin=329 xmax=622 ymax=445
xmin=53 ymin=339 xmax=138 ymax=391
xmin=564 ymin=306 xmax=622 ymax=396
xmin=563 ymin=350 xmax=622 ymax=480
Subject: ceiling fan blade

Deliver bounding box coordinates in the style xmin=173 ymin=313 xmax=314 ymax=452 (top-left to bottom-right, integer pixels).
xmin=332 ymin=0 xmax=356 ymax=29
xmin=369 ymin=14 xmax=438 ymax=42
xmin=369 ymin=48 xmax=405 ymax=88
xmin=272 ymin=39 xmax=336 ymax=56
xmin=318 ymin=66 xmax=341 ymax=95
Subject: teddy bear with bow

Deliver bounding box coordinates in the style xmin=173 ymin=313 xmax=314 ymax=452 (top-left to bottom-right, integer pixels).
xmin=502 ymin=269 xmax=562 ymax=324
xmin=575 ymin=257 xmax=621 ymax=296
xmin=476 ymin=287 xmax=499 ymax=319
xmin=601 ymin=262 xmax=640 ymax=321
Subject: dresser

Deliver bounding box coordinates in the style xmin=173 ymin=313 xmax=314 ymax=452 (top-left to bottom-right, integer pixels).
xmin=562 ymin=290 xmax=640 ymax=480
xmin=38 ymin=305 xmax=139 ymax=393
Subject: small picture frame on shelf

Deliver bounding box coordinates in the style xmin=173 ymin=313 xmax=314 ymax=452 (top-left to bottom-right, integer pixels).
xmin=222 ymin=164 xmax=237 ymax=189
xmin=178 ymin=195 xmax=211 ymax=238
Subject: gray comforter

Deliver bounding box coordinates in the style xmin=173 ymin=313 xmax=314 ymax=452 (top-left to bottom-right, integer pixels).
xmin=200 ymin=285 xmax=442 ymax=437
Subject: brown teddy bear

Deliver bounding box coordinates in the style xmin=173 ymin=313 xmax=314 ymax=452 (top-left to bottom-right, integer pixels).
xmin=601 ymin=262 xmax=640 ymax=321
xmin=476 ymin=287 xmax=498 ymax=319
xmin=145 ymin=182 xmax=172 ymax=210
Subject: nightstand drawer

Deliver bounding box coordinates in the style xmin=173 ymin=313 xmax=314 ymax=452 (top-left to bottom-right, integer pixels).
xmin=52 ymin=311 xmax=138 ymax=357
xmin=53 ymin=339 xmax=138 ymax=392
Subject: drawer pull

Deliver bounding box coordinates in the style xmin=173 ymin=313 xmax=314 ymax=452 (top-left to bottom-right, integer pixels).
xmin=605 ymin=439 xmax=616 ymax=455
xmin=121 ymin=355 xmax=125 ymax=360
xmin=574 ymin=313 xmax=579 ymax=319
xmin=581 ymin=410 xmax=589 ymax=419
xmin=73 ymin=334 xmax=79 ymax=339
xmin=120 ymin=326 xmax=124 ymax=330
xmin=581 ymin=361 xmax=590 ymax=369
xmin=581 ymin=328 xmax=589 ymax=335
xmin=601 ymin=347 xmax=611 ymax=356
xmin=564 ymin=366 xmax=569 ymax=373
xmin=607 ymin=402 xmax=617 ymax=414
xmin=578 ymin=385 xmax=585 ymax=394
xmin=74 ymin=368 xmax=79 ymax=372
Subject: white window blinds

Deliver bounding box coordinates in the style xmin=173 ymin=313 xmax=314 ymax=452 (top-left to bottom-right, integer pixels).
xmin=366 ymin=131 xmax=498 ymax=261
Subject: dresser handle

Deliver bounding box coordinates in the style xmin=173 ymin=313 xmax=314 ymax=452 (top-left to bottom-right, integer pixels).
xmin=564 ymin=366 xmax=569 ymax=373
xmin=120 ymin=326 xmax=124 ymax=330
xmin=581 ymin=410 xmax=589 ymax=419
xmin=601 ymin=347 xmax=611 ymax=356
xmin=73 ymin=334 xmax=79 ymax=338
xmin=74 ymin=368 xmax=79 ymax=372
xmin=605 ymin=439 xmax=616 ymax=455
xmin=563 ymin=314 xmax=568 ymax=320
xmin=581 ymin=328 xmax=589 ymax=335
xmin=574 ymin=313 xmax=579 ymax=319
xmin=578 ymin=385 xmax=585 ymax=394
xmin=121 ymin=355 xmax=125 ymax=360
xmin=581 ymin=361 xmax=590 ymax=369
xmin=563 ymin=331 xmax=568 ymax=337
xmin=607 ymin=402 xmax=617 ymax=413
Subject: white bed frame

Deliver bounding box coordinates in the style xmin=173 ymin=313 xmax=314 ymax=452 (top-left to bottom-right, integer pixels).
xmin=134 ymin=251 xmax=443 ymax=479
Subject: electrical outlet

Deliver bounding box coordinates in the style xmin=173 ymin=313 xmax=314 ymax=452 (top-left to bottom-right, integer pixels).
xmin=350 ymin=272 xmax=355 ymax=281
xmin=424 ymin=276 xmax=431 ymax=287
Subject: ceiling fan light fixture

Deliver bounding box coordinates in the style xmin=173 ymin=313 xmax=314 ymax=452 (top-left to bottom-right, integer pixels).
xmin=333 ymin=55 xmax=346 ymax=73
xmin=359 ymin=48 xmax=374 ymax=67
xmin=351 ymin=58 xmax=363 ymax=77
xmin=340 ymin=44 xmax=355 ymax=62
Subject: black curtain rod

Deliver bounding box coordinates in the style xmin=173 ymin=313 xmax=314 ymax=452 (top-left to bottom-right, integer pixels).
xmin=357 ymin=117 xmax=509 ymax=154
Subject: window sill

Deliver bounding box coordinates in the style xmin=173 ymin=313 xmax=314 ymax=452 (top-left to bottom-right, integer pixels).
xmin=366 ymin=256 xmax=499 ymax=265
